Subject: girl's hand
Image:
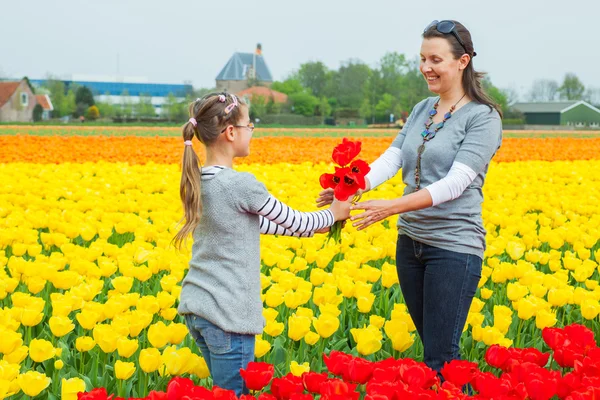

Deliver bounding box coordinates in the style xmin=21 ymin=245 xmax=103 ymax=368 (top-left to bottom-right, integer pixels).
xmin=350 ymin=199 xmax=399 ymax=230
xmin=330 ymin=198 xmax=352 ymax=222
xmin=315 ymin=220 xmax=346 ymax=234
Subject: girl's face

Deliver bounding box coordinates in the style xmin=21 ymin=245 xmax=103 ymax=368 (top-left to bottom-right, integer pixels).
xmin=419 ymin=37 xmax=468 ymax=95
xmin=232 ymin=106 xmax=253 ymax=157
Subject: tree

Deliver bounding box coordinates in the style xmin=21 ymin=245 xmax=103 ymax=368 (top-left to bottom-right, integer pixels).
xmin=483 ymin=77 xmax=508 ymax=113
xmin=135 ymin=94 xmax=156 ymax=118
xmin=121 ymin=90 xmax=133 ymax=118
xmin=289 ymin=92 xmax=319 ymax=116
xmin=65 ymin=89 xmax=76 ymax=117
xmin=528 ymin=79 xmax=558 ymax=101
xmin=378 ymin=52 xmax=408 ymax=96
xmin=248 ymin=95 xmax=268 ymax=120
xmin=271 ymin=78 xmax=304 ymax=95
xmin=163 ymin=93 xmax=187 ymax=122
xmin=335 ymin=59 xmax=372 ymax=109
xmin=396 ymin=58 xmax=430 ymax=113
xmin=558 ymin=73 xmax=585 ymax=101
xmin=33 ymin=104 xmax=44 ymax=122
xmin=85 ymin=105 xmax=100 ymax=120
xmin=41 ymin=77 xmax=66 ymax=118
xmin=75 ymin=86 xmax=95 ymax=107
xmin=297 ymin=61 xmax=329 ymax=98
xmin=585 ymin=87 xmax=600 ymax=107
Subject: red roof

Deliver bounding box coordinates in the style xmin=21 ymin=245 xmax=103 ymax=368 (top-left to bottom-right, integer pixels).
xmin=237 ymin=86 xmax=288 ymax=104
xmin=35 ymin=94 xmax=53 ymax=111
xmin=0 ymin=81 xmax=21 ymax=108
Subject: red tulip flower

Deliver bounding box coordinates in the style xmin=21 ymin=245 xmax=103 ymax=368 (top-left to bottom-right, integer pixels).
xmin=344 ymin=356 xmax=374 ymax=384
xmin=270 ymin=375 xmax=303 ymax=400
xmin=332 ymin=138 xmax=361 ymax=167
xmin=323 ymin=351 xmax=352 ymax=377
xmin=302 ymin=372 xmax=328 ymax=394
xmin=240 ymin=362 xmax=275 ymax=391
xmin=440 ymin=360 xmax=479 ymax=387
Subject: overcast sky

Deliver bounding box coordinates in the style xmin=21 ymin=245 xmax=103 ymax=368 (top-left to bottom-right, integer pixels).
xmin=1 ymin=0 xmax=597 ymax=100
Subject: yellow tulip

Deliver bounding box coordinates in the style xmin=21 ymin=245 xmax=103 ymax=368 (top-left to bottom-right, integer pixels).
xmin=191 ymin=354 xmax=210 ymax=378
xmin=93 ymin=324 xmax=120 ymax=353
xmin=255 ymin=336 xmax=272 ymax=358
xmin=168 ymin=323 xmax=189 ymax=345
xmin=20 ymin=309 xmax=43 ymax=327
xmin=0 ymin=329 xmax=23 ymax=355
xmin=61 ymin=377 xmax=86 ymax=400
xmin=369 ymin=315 xmax=386 ymax=329
xmin=29 ymin=339 xmax=56 ymax=362
xmin=0 ymin=360 xmax=20 ymax=381
xmin=480 ymin=288 xmax=493 ymax=299
xmin=117 ymin=338 xmax=139 ymax=358
xmin=147 ymin=322 xmax=170 ymax=349
xmin=304 ymin=331 xmax=320 ymax=346
xmin=17 ymin=371 xmax=51 ymax=397
xmin=75 ymin=336 xmax=96 ymax=352
xmin=76 ymin=310 xmax=99 ymax=330
xmin=350 ymin=325 xmax=382 ymax=356
xmin=290 ymin=361 xmax=310 ymax=377
xmin=384 ymin=320 xmax=414 ymax=352
xmin=4 ymin=346 xmax=28 ymax=364
xmin=115 ymin=360 xmax=136 ymax=380
xmin=581 ymin=300 xmax=600 ymax=320
xmin=49 ymin=315 xmax=75 ymax=337
xmin=287 ymin=315 xmax=311 ymax=341
xmin=357 ymin=293 xmax=376 ymax=313
xmin=264 ymin=320 xmax=285 ymax=337
xmin=139 ymin=348 xmax=163 ymax=373
xmin=535 ymin=309 xmax=557 ymax=329
xmin=313 ymin=313 xmax=340 ymax=338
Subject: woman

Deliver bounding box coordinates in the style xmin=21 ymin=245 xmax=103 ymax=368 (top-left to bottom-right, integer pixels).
xmin=318 ymin=20 xmax=502 ymax=373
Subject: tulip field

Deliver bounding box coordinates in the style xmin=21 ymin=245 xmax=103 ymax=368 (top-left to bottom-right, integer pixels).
xmin=1 ymin=126 xmax=600 ymax=399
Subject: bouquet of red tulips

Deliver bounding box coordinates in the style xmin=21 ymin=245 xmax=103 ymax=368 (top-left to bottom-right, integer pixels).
xmin=319 ymin=138 xmax=370 ymax=243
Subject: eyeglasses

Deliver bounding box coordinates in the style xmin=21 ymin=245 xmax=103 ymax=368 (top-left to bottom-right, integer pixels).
xmin=220 ymin=122 xmax=255 ymax=133
xmin=424 ymin=20 xmax=476 ymax=57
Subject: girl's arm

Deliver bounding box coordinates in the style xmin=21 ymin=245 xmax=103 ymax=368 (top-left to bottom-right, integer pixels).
xmin=257 ymin=195 xmax=335 ymax=234
xmin=259 ymin=215 xmax=315 ymax=237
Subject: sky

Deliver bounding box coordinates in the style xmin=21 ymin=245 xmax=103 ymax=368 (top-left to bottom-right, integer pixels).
xmin=1 ymin=0 xmax=598 ymax=100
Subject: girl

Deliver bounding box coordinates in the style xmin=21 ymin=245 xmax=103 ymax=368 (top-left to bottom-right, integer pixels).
xmin=175 ymin=93 xmax=350 ymax=395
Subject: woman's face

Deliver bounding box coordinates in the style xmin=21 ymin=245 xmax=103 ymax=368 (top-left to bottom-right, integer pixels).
xmin=419 ymin=37 xmax=467 ymax=95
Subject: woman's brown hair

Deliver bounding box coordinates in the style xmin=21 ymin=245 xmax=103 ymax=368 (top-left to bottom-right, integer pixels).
xmin=423 ymin=20 xmax=503 ymax=118
xmin=172 ymin=93 xmax=247 ymax=248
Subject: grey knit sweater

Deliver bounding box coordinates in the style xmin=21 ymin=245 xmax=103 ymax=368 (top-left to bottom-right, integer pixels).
xmin=177 ymin=167 xmax=334 ymax=334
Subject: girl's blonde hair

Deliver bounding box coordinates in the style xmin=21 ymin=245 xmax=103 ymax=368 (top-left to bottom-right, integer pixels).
xmin=172 ymin=93 xmax=246 ymax=248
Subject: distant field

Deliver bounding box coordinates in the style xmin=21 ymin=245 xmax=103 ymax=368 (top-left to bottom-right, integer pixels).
xmin=0 ymin=125 xmax=599 ymax=138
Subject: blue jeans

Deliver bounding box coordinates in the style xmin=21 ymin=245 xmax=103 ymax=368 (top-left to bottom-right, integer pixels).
xmin=395 ymin=234 xmax=482 ymax=373
xmin=184 ymin=314 xmax=255 ymax=396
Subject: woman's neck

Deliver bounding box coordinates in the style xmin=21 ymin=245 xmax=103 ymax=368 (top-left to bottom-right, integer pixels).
xmin=205 ymin=147 xmax=233 ymax=168
xmin=438 ymin=85 xmax=469 ymax=107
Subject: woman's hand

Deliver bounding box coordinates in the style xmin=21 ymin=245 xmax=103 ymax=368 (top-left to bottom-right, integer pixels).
xmin=350 ymin=199 xmax=399 ymax=230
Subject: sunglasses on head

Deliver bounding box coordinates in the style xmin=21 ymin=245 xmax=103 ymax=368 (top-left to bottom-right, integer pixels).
xmin=424 ymin=20 xmax=476 ymax=57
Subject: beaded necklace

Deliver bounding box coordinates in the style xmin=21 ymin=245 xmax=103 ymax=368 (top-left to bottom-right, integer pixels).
xmin=414 ymin=93 xmax=466 ymax=191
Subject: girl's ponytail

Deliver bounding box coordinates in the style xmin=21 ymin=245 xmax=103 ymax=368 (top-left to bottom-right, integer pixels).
xmin=173 ymin=118 xmax=202 ymax=249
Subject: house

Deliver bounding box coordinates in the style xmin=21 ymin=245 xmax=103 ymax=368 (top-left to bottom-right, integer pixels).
xmin=237 ymin=86 xmax=288 ymax=105
xmin=35 ymin=94 xmax=54 ymax=120
xmin=216 ymin=44 xmax=273 ymax=93
xmin=0 ymin=78 xmax=37 ymax=122
xmin=511 ymin=101 xmax=600 ymax=127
